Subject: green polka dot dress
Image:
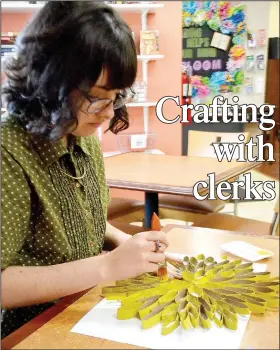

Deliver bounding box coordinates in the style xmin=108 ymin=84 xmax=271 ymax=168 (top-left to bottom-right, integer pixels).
xmin=1 ymin=118 xmax=110 ymax=338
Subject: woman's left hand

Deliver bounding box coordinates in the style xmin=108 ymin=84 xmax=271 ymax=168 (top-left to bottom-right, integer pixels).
xmin=165 ymin=252 xmax=184 ymax=279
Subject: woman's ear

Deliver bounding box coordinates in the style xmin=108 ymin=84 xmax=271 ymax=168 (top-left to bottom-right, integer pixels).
xmin=70 ymin=89 xmax=86 ymax=112
xmin=70 ymin=89 xmax=82 ymax=101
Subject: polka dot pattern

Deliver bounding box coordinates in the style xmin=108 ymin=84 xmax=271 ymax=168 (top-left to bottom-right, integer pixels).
xmin=1 ymin=120 xmax=111 ymax=338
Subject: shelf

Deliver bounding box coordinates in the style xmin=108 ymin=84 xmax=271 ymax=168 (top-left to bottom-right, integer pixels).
xmin=1 ymin=45 xmax=17 ymax=49
xmin=1 ymin=56 xmax=15 ymax=63
xmin=1 ymin=2 xmax=164 ymax=13
xmin=137 ymin=55 xmax=164 ymax=61
xmin=1 ymin=2 xmax=44 ymax=12
xmin=110 ymin=3 xmax=164 ymax=13
xmin=103 ymin=151 xmax=122 ymax=158
xmin=127 ymin=102 xmax=157 ymax=107
xmin=0 ymin=103 xmax=157 ymax=111
xmin=1 ymin=53 xmax=163 ymax=62
xmin=103 ymin=149 xmax=165 ymax=157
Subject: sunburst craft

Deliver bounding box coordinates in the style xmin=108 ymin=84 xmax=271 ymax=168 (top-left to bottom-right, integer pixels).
xmin=102 ymin=255 xmax=279 ymax=335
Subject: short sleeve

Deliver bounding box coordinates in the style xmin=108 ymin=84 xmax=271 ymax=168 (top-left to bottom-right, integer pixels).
xmin=1 ymin=148 xmax=31 ymax=269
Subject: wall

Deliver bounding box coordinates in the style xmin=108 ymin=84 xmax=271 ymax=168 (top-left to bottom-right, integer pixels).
xmin=268 ymin=1 xmax=280 ymax=37
xmin=239 ymin=1 xmax=271 ymax=106
xmin=1 ymin=12 xmax=33 ymax=30
xmin=100 ymin=2 xmax=182 ymax=156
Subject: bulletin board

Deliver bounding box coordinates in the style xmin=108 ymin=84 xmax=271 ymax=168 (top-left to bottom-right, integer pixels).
xmin=183 ymin=24 xmax=229 ymax=76
xmin=182 ymin=1 xmax=246 ymax=99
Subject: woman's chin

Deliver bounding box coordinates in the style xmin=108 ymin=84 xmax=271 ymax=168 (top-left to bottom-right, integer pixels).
xmin=72 ymin=123 xmax=101 ymax=137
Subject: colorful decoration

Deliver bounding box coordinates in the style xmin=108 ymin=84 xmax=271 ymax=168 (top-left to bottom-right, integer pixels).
xmin=102 ymin=255 xmax=279 ymax=335
xmin=182 ymin=1 xmax=246 ymax=98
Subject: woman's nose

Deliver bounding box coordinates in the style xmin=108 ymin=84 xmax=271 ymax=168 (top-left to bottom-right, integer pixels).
xmin=98 ymin=103 xmax=114 ymax=120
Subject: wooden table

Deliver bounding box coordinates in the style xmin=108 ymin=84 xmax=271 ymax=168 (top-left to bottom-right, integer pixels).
xmin=3 ymin=226 xmax=279 ymax=350
xmin=104 ymin=153 xmax=259 ymax=227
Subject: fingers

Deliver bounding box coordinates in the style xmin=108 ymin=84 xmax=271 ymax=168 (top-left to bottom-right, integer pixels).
xmin=144 ymin=231 xmax=169 ymax=248
xmin=146 ymin=262 xmax=160 ymax=273
xmin=166 ymin=261 xmax=178 ymax=274
xmin=145 ymin=241 xmax=167 ymax=253
xmin=144 ymin=259 xmax=182 ymax=278
xmin=145 ymin=260 xmax=182 ymax=278
xmin=146 ymin=252 xmax=166 ymax=264
xmin=156 ymin=243 xmax=167 ymax=253
xmin=164 ymin=252 xmax=184 ymax=264
xmin=167 ymin=261 xmax=182 ymax=279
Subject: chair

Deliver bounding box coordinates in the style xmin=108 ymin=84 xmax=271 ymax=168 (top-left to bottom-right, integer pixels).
xmin=104 ymin=150 xmax=145 ymax=224
xmin=192 ymin=196 xmax=279 ymax=236
xmin=108 ymin=220 xmax=149 ymax=235
xmin=103 ymin=220 xmax=150 ymax=251
xmin=158 ymin=130 xmax=251 ymax=221
xmin=107 ymin=198 xmax=145 ymax=223
xmin=186 ymin=130 xmax=250 ymax=158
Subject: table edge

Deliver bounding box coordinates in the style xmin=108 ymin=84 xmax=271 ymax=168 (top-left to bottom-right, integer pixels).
xmin=1 ymin=289 xmax=91 ymax=350
xmin=106 ymin=161 xmax=260 ymax=194
xmin=163 ymin=224 xmax=280 ymax=239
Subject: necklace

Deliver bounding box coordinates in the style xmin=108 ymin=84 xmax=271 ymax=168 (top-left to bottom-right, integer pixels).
xmin=60 ymin=167 xmax=87 ymax=180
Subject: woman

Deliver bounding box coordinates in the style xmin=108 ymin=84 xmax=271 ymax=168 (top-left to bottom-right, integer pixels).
xmin=1 ymin=1 xmax=171 ymax=338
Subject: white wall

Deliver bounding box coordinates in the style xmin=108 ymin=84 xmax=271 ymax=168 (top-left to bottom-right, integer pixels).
xmin=228 ymin=1 xmax=272 ymax=107
xmin=268 ymin=1 xmax=280 ymax=37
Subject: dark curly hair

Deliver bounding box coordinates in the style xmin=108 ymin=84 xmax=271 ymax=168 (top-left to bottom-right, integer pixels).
xmin=1 ymin=1 xmax=137 ymax=140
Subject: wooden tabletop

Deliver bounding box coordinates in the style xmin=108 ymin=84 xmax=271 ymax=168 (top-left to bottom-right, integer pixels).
xmin=4 ymin=226 xmax=279 ymax=350
xmin=104 ymin=153 xmax=259 ymax=195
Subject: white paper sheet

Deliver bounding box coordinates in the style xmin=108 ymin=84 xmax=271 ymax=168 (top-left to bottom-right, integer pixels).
xmin=71 ymin=263 xmax=267 ymax=349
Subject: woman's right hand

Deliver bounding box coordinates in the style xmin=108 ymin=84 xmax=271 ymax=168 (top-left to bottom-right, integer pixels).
xmin=103 ymin=231 xmax=169 ymax=281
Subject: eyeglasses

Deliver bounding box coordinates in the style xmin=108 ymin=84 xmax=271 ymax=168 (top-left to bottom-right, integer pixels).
xmin=85 ymin=88 xmax=135 ymax=114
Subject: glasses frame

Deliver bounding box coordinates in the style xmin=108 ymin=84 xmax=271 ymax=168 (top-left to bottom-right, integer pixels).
xmin=84 ymin=87 xmax=136 ymax=114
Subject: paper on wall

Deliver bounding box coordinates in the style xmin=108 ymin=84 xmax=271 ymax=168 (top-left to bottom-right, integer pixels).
xmin=71 ymin=263 xmax=267 ymax=349
xmin=255 ymin=76 xmax=265 ymax=94
xmin=211 ymin=32 xmax=231 ymax=51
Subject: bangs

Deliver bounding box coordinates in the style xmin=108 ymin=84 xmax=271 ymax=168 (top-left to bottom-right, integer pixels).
xmin=80 ymin=9 xmax=137 ymax=91
xmin=103 ymin=37 xmax=137 ymax=90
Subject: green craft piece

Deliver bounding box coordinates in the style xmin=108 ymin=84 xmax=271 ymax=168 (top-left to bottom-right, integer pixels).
xmin=234 ymin=70 xmax=244 ymax=85
xmin=201 ymin=77 xmax=210 ymax=85
xmin=207 ymin=17 xmax=220 ymax=31
xmin=162 ymin=315 xmax=180 ymax=335
xmin=101 ymin=255 xmax=279 ymax=335
xmin=200 ymin=306 xmax=212 ymax=329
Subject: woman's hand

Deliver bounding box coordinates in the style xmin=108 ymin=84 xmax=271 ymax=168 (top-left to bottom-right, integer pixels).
xmin=104 ymin=222 xmax=131 ymax=251
xmin=103 ymin=230 xmax=168 ymax=281
xmin=166 ymin=261 xmax=183 ymax=279
xmin=165 ymin=252 xmax=184 ymax=279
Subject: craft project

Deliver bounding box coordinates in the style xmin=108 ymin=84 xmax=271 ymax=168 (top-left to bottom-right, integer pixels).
xmin=102 ymin=255 xmax=279 ymax=335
